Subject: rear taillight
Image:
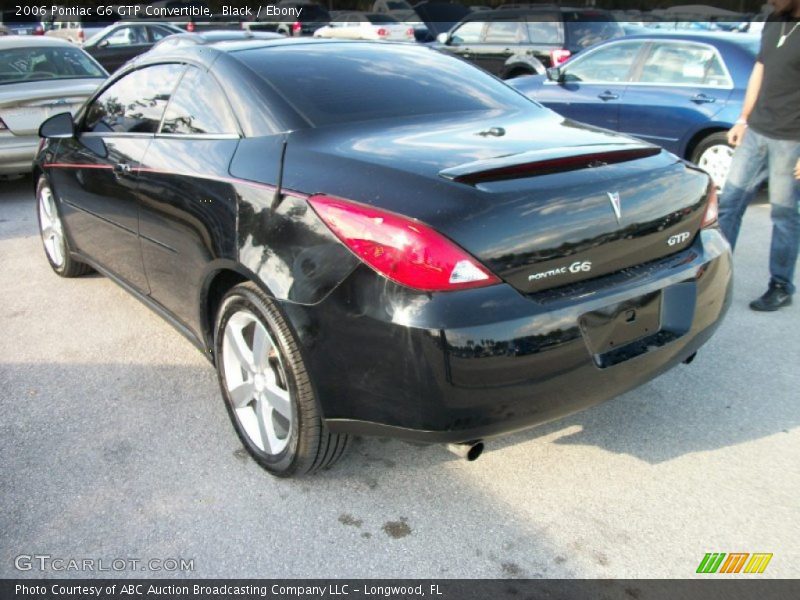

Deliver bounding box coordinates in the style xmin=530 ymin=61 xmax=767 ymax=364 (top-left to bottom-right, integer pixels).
xmin=34 ymin=25 xmax=44 ymax=35
xmin=186 ymin=21 xmax=195 ymax=32
xmin=701 ymin=184 xmax=719 ymax=228
xmin=376 ymin=28 xmax=389 ymax=37
xmin=406 ymin=27 xmax=414 ymax=38
xmin=292 ymin=21 xmax=302 ymax=34
xmin=308 ymin=195 xmax=501 ymax=292
xmin=78 ymin=29 xmax=85 ymax=42
xmin=550 ymin=48 xmax=571 ymax=66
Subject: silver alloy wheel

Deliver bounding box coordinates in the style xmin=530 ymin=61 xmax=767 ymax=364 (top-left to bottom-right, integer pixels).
xmin=38 ymin=185 xmax=65 ymax=268
xmin=697 ymin=144 xmax=733 ymax=190
xmin=221 ymin=309 xmax=293 ymax=455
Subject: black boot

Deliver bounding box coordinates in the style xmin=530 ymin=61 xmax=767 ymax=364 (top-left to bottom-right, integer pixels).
xmin=749 ymin=282 xmax=792 ymax=312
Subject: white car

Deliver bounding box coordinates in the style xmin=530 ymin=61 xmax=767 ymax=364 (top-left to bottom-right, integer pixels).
xmin=0 ymin=36 xmax=106 ymax=175
xmin=313 ymin=12 xmax=414 ymax=41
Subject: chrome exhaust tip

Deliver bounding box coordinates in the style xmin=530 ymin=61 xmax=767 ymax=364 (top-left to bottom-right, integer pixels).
xmin=445 ymin=440 xmax=484 ymax=461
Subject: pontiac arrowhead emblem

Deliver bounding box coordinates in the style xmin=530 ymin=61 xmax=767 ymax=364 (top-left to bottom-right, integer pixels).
xmin=607 ymin=191 xmax=622 ymax=223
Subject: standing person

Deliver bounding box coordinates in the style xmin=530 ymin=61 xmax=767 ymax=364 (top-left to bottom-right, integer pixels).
xmin=718 ymin=0 xmax=800 ymax=311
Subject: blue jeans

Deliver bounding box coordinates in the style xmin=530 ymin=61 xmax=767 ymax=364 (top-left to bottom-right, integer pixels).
xmin=718 ymin=128 xmax=800 ymax=295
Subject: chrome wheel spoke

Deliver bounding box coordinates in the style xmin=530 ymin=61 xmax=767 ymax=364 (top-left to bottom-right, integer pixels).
xmin=226 ymin=323 xmax=255 ymax=370
xmin=229 ymin=381 xmax=256 ymax=408
xmin=256 ymin=400 xmax=281 ymax=454
xmin=251 ymin=324 xmax=271 ymax=370
xmin=264 ymin=375 xmax=291 ymax=419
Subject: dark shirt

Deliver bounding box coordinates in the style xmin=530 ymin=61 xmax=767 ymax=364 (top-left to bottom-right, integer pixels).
xmin=749 ymin=15 xmax=800 ymax=141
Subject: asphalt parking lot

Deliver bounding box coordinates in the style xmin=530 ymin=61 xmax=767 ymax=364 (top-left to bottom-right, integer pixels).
xmin=0 ymin=174 xmax=798 ymax=579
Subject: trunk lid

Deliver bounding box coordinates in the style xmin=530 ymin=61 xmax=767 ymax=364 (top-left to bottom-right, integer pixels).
xmin=0 ymin=79 xmax=100 ymax=135
xmin=286 ymin=111 xmax=711 ymax=294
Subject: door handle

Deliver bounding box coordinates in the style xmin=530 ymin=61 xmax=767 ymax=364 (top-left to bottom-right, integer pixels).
xmin=114 ymin=162 xmax=131 ymax=175
xmin=597 ymin=91 xmax=619 ymax=101
xmin=690 ymin=93 xmax=716 ymax=104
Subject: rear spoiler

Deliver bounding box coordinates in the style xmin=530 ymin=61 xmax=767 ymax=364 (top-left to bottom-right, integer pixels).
xmin=439 ymin=144 xmax=661 ymax=185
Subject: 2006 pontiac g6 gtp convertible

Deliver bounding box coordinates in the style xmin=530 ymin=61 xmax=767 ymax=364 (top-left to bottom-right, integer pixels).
xmin=35 ymin=39 xmax=732 ymax=476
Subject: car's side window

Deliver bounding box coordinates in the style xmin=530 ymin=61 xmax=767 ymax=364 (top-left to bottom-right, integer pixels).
xmin=160 ymin=66 xmax=239 ymax=136
xmin=148 ymin=26 xmax=173 ymax=42
xmin=450 ymin=21 xmax=483 ymax=45
xmin=103 ymin=26 xmax=147 ymax=47
xmin=563 ymin=42 xmax=643 ymax=83
xmin=525 ymin=18 xmax=562 ymax=44
xmin=482 ymin=21 xmax=525 ymax=44
xmin=638 ymin=42 xmax=731 ymax=87
xmin=83 ymin=63 xmax=184 ymax=134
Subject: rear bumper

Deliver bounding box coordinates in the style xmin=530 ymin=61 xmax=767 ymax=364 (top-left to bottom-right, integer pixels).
xmin=280 ymin=228 xmax=732 ymax=444
xmin=0 ymin=133 xmax=37 ymax=175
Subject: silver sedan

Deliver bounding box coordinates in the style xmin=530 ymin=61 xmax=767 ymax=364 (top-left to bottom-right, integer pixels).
xmin=0 ymin=36 xmax=106 ymax=175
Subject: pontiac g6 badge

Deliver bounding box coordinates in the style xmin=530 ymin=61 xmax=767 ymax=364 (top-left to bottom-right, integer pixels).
xmin=607 ymin=191 xmax=622 ymax=223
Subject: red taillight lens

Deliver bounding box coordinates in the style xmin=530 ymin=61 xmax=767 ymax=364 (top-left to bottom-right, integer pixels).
xmin=34 ymin=25 xmax=44 ymax=35
xmin=701 ymin=183 xmax=719 ymax=228
xmin=308 ymin=195 xmax=501 ymax=292
xmin=406 ymin=27 xmax=414 ymax=38
xmin=292 ymin=21 xmax=302 ymax=34
xmin=376 ymin=28 xmax=389 ymax=37
xmin=550 ymin=48 xmax=571 ymax=66
xmin=186 ymin=21 xmax=195 ymax=32
xmin=78 ymin=29 xmax=85 ymax=42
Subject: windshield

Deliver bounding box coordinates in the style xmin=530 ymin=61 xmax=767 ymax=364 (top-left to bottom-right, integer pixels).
xmin=0 ymin=46 xmax=105 ymax=85
xmin=237 ymin=44 xmax=537 ymax=127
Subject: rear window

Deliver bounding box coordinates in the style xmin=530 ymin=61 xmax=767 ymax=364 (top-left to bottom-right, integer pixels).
xmin=565 ymin=13 xmax=623 ymax=50
xmin=237 ymin=44 xmax=535 ymax=127
xmin=0 ymin=46 xmax=105 ymax=84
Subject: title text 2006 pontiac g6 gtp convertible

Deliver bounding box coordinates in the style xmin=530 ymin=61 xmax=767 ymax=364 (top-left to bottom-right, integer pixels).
xmin=34 ymin=40 xmax=732 ymax=477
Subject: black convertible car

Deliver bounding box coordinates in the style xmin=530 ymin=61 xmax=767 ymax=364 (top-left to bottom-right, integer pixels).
xmin=35 ymin=40 xmax=732 ymax=476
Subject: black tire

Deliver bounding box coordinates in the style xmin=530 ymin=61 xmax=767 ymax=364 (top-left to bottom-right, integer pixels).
xmin=35 ymin=176 xmax=92 ymax=278
xmin=214 ymin=282 xmax=350 ymax=477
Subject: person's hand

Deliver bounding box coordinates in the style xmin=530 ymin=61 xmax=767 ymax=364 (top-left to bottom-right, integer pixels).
xmin=795 ymin=158 xmax=800 ymax=180
xmin=727 ymin=122 xmax=747 ymax=147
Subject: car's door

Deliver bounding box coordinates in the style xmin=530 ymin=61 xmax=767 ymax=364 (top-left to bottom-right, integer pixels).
xmin=88 ymin=25 xmax=151 ymax=73
xmin=536 ymin=40 xmax=646 ymax=131
xmin=51 ymin=63 xmax=184 ymax=293
xmin=617 ymin=40 xmax=733 ymax=154
xmin=475 ymin=19 xmax=525 ymax=76
xmin=136 ymin=64 xmax=241 ymax=330
xmin=442 ymin=20 xmax=484 ymax=65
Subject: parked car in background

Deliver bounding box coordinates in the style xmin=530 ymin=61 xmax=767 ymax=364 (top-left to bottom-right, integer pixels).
xmin=0 ymin=24 xmax=12 ymax=36
xmin=1 ymin=10 xmax=45 ymax=36
xmin=147 ymin=30 xmax=283 ymax=54
xmin=34 ymin=40 xmax=731 ymax=476
xmin=313 ymin=13 xmax=414 ymax=41
xmin=246 ymin=1 xmax=330 ymax=36
xmin=0 ymin=36 xmax=106 ymax=175
xmin=82 ymin=21 xmax=184 ymax=72
xmin=510 ymin=33 xmax=759 ymax=189
xmin=46 ymin=14 xmax=115 ymax=44
xmin=435 ymin=6 xmax=624 ymax=78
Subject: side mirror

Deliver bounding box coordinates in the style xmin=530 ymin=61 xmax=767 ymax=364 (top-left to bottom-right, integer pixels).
xmin=39 ymin=112 xmax=75 ymax=139
xmin=546 ymin=66 xmax=563 ymax=82
xmin=436 ymin=32 xmax=449 ymax=44
xmin=98 ymin=38 xmax=110 ymax=48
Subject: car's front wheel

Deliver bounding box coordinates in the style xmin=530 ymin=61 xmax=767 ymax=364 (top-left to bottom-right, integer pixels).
xmin=36 ymin=176 xmax=91 ymax=278
xmin=691 ymin=132 xmax=733 ymax=191
xmin=214 ymin=282 xmax=350 ymax=477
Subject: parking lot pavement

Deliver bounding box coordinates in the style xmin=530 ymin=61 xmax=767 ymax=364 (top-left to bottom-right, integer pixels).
xmin=0 ymin=174 xmax=798 ymax=579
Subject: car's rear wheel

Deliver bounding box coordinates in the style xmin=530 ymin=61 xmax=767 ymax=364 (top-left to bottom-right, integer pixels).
xmin=691 ymin=132 xmax=733 ymax=191
xmin=214 ymin=282 xmax=350 ymax=477
xmin=36 ymin=176 xmax=91 ymax=278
